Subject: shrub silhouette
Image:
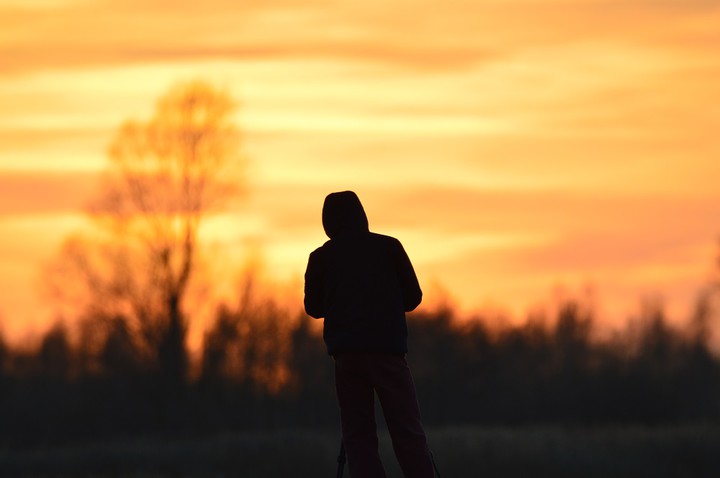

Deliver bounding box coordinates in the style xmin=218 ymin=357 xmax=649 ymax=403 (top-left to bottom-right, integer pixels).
xmin=0 ymin=294 xmax=719 ymax=446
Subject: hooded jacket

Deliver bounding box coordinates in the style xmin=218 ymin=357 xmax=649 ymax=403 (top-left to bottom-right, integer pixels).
xmin=304 ymin=191 xmax=422 ymax=355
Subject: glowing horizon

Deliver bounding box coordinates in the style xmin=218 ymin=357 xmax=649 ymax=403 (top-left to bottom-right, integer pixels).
xmin=1 ymin=0 xmax=719 ymax=345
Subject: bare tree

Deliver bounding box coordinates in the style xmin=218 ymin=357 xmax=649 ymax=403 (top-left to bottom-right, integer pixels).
xmin=49 ymin=80 xmax=244 ymax=384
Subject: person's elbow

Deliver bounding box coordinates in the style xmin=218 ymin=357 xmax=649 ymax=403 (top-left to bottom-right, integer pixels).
xmin=404 ymin=290 xmax=422 ymax=312
xmin=304 ymin=298 xmax=325 ymax=319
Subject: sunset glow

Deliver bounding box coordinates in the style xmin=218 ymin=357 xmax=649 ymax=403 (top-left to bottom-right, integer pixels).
xmin=1 ymin=0 xmax=719 ymax=343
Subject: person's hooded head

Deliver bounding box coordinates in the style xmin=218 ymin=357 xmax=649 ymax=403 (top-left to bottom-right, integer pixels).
xmin=322 ymin=191 xmax=369 ymax=239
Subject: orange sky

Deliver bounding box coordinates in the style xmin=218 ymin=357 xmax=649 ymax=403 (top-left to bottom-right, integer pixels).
xmin=1 ymin=0 xmax=719 ymax=343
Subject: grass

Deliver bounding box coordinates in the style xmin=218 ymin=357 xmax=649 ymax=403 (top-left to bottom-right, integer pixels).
xmin=2 ymin=424 xmax=720 ymax=477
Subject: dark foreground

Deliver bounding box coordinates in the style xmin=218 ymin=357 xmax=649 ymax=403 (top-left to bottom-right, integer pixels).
xmin=2 ymin=425 xmax=719 ymax=477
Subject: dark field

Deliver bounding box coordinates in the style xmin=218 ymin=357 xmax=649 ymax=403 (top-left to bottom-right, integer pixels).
xmin=2 ymin=425 xmax=720 ymax=478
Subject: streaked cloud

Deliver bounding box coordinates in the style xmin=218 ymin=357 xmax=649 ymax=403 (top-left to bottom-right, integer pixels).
xmin=2 ymin=0 xmax=717 ymax=76
xmin=0 ymin=0 xmax=719 ymax=339
xmin=0 ymin=171 xmax=97 ymax=215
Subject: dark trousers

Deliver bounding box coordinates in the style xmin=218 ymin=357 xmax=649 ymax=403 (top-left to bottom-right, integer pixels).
xmin=334 ymin=353 xmax=434 ymax=478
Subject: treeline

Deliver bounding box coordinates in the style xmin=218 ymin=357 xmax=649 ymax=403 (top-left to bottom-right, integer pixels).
xmin=0 ymin=294 xmax=719 ymax=448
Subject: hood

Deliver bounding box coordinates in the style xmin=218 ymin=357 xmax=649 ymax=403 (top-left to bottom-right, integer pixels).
xmin=322 ymin=191 xmax=369 ymax=239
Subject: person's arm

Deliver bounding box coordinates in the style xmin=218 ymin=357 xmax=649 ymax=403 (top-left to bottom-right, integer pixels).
xmin=395 ymin=240 xmax=422 ymax=312
xmin=304 ymin=249 xmax=326 ymax=318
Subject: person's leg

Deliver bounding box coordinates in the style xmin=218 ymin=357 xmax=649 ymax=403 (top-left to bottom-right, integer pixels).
xmin=371 ymin=354 xmax=434 ymax=478
xmin=335 ymin=354 xmax=387 ymax=478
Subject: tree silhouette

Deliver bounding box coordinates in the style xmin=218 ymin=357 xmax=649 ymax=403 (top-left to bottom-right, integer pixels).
xmin=48 ymin=81 xmax=244 ymax=387
xmin=38 ymin=322 xmax=73 ymax=380
xmin=201 ymin=275 xmax=293 ymax=394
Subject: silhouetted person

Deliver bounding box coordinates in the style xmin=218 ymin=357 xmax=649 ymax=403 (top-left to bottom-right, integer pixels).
xmin=304 ymin=191 xmax=434 ymax=478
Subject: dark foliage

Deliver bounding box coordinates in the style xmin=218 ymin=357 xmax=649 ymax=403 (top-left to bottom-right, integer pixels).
xmin=0 ymin=298 xmax=718 ymax=448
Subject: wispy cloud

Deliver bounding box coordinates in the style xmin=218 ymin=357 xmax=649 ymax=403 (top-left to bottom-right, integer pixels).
xmin=0 ymin=171 xmax=98 ymax=215
xmin=0 ymin=0 xmax=719 ymax=335
xmin=3 ymin=0 xmax=717 ymax=76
